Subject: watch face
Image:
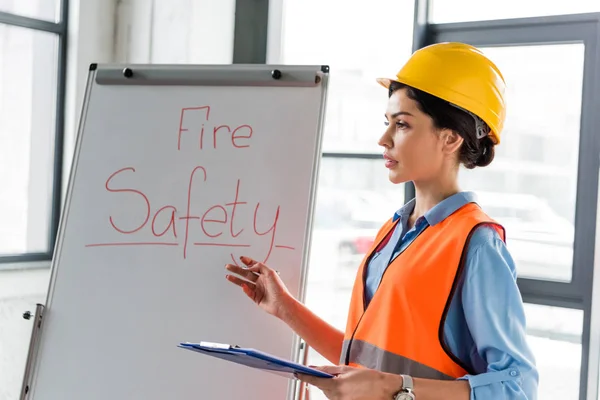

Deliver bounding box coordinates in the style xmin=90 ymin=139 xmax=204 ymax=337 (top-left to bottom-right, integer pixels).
xmin=394 ymin=393 xmax=415 ymax=400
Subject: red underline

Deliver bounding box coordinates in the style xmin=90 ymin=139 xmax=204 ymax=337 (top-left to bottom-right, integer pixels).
xmin=86 ymin=242 xmax=178 ymax=247
xmin=85 ymin=242 xmax=295 ymax=250
xmin=194 ymin=243 xmax=251 ymax=247
xmin=275 ymin=245 xmax=295 ymax=250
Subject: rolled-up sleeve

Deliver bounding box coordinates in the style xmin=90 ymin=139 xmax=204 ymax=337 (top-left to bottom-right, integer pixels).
xmin=458 ymin=226 xmax=539 ymax=400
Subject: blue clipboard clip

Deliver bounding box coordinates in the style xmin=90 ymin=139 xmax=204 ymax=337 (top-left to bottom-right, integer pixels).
xmin=178 ymin=341 xmax=333 ymax=379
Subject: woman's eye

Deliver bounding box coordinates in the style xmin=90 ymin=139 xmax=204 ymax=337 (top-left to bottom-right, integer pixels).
xmin=384 ymin=120 xmax=408 ymax=129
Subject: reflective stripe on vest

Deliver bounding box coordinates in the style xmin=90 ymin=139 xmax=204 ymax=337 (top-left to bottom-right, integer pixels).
xmin=340 ymin=202 xmax=505 ymax=379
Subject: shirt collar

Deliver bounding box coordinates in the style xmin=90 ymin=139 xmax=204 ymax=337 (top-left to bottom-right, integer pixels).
xmin=393 ymin=198 xmax=415 ymax=222
xmin=393 ymin=191 xmax=478 ymax=226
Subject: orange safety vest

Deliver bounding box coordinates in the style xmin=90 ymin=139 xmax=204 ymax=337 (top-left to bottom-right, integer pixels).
xmin=340 ymin=202 xmax=505 ymax=380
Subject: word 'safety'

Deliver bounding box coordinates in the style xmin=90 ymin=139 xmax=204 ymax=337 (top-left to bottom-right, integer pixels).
xmin=85 ymin=106 xmax=295 ymax=265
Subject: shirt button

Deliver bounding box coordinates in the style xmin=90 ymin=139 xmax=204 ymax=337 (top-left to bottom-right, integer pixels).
xmin=510 ymin=370 xmax=518 ymax=377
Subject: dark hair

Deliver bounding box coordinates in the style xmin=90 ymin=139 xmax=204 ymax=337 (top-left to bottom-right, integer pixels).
xmin=389 ymin=81 xmax=495 ymax=169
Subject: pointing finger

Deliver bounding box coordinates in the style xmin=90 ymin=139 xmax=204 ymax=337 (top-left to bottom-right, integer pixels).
xmin=240 ymin=256 xmax=256 ymax=267
xmin=225 ymin=264 xmax=259 ymax=282
xmin=239 ymin=257 xmax=279 ymax=277
xmin=225 ymin=274 xmax=256 ymax=289
xmin=248 ymin=262 xmax=273 ymax=276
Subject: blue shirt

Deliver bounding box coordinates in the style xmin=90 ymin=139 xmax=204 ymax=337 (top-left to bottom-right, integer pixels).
xmin=365 ymin=191 xmax=539 ymax=400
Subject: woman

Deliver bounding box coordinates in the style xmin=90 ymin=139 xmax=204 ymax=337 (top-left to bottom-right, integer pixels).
xmin=225 ymin=42 xmax=538 ymax=400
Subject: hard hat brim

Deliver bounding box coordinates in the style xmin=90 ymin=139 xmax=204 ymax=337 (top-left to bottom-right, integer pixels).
xmin=376 ymin=77 xmax=395 ymax=89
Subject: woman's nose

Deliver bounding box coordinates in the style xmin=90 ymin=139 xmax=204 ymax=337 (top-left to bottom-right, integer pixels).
xmin=378 ymin=130 xmax=391 ymax=148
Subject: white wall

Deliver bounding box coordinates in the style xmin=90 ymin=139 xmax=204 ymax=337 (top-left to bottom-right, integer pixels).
xmin=113 ymin=0 xmax=235 ymax=64
xmin=63 ymin=0 xmax=118 ymax=189
xmin=64 ymin=0 xmax=236 ymax=184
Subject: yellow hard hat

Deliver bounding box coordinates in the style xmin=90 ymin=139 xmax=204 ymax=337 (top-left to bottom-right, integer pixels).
xmin=377 ymin=42 xmax=506 ymax=144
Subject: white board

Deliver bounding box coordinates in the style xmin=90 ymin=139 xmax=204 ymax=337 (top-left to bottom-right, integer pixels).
xmin=24 ymin=65 xmax=328 ymax=400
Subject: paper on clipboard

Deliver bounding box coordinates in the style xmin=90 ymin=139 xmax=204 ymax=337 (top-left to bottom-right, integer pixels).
xmin=178 ymin=341 xmax=333 ymax=379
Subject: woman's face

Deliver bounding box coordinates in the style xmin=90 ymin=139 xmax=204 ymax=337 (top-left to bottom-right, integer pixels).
xmin=378 ymin=88 xmax=448 ymax=184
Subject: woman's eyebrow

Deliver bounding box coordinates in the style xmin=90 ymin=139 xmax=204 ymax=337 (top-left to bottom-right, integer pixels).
xmin=385 ymin=111 xmax=414 ymax=119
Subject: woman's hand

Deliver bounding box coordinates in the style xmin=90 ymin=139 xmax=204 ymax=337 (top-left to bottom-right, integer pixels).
xmin=297 ymin=366 xmax=403 ymax=400
xmin=225 ymin=256 xmax=294 ymax=319
xmin=226 ymin=256 xmax=346 ymax=365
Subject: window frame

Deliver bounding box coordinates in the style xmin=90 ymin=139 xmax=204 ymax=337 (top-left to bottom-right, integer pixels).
xmin=0 ymin=2 xmax=69 ymax=268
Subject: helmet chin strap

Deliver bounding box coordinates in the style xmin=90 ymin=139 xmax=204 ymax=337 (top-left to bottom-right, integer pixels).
xmin=448 ymin=103 xmax=490 ymax=140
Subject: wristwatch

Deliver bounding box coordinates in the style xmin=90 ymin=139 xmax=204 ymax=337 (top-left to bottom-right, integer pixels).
xmin=393 ymin=375 xmax=415 ymax=400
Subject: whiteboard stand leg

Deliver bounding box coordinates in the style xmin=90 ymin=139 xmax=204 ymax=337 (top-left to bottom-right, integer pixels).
xmin=20 ymin=303 xmax=45 ymax=400
xmin=296 ymin=340 xmax=310 ymax=400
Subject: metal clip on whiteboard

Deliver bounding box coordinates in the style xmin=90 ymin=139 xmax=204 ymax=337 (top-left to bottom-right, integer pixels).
xmin=20 ymin=303 xmax=45 ymax=400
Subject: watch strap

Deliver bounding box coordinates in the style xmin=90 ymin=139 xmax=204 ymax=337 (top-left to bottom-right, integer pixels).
xmin=400 ymin=374 xmax=414 ymax=392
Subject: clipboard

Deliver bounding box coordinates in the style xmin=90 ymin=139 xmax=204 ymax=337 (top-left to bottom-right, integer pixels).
xmin=178 ymin=341 xmax=333 ymax=378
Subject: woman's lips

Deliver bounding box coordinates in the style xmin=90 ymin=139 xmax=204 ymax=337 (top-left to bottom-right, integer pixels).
xmin=383 ymin=153 xmax=398 ymax=168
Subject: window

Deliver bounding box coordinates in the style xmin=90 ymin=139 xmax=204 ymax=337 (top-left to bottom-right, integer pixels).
xmin=0 ymin=0 xmax=60 ymax=22
xmin=279 ymin=0 xmax=415 ymax=155
xmin=461 ymin=44 xmax=584 ymax=283
xmin=310 ymin=158 xmax=404 ymax=270
xmin=525 ymin=304 xmax=583 ymax=399
xmin=0 ymin=24 xmax=59 ymax=256
xmin=306 ymin=160 xmax=403 ymax=400
xmin=430 ymin=0 xmax=600 ymax=23
xmin=0 ymin=3 xmax=67 ymax=398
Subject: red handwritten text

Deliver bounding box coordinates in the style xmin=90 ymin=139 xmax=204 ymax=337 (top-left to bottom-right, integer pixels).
xmin=105 ymin=167 xmax=150 ymax=234
xmin=178 ymin=106 xmax=253 ymax=151
xmin=86 ymin=165 xmax=294 ymax=263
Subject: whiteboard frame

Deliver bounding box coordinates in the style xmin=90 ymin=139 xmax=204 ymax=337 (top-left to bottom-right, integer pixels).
xmin=20 ymin=64 xmax=329 ymax=400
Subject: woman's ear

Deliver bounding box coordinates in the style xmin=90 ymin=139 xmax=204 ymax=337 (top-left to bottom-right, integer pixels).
xmin=440 ymin=129 xmax=463 ymax=155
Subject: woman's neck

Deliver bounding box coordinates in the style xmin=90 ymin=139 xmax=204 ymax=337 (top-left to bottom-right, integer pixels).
xmin=409 ymin=178 xmax=461 ymax=225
